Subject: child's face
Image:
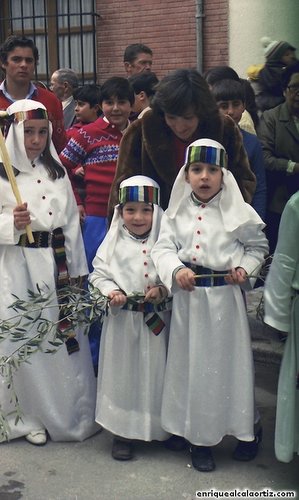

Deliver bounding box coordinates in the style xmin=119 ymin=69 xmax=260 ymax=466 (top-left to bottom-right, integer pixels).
xmin=164 ymin=107 xmax=199 ymax=142
xmin=101 ymin=95 xmax=132 ymax=131
xmin=24 ymin=119 xmax=49 ymax=161
xmin=217 ymin=99 xmax=245 ymax=124
xmin=74 ymin=100 xmax=100 ymax=123
xmin=121 ymin=201 xmax=153 ymax=236
xmin=186 ymin=162 xmax=223 ymax=202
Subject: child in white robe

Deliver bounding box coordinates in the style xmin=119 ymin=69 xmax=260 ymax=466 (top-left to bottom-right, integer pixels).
xmin=264 ymin=191 xmax=299 ymax=463
xmin=0 ymin=99 xmax=98 ymax=445
xmin=89 ymin=175 xmax=171 ymax=460
xmin=151 ymin=138 xmax=269 ymax=472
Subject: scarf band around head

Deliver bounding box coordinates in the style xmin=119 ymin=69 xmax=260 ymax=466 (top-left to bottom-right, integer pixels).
xmin=13 ymin=109 xmax=49 ymax=122
xmin=187 ymin=145 xmax=227 ymax=169
xmin=119 ymin=185 xmax=160 ymax=205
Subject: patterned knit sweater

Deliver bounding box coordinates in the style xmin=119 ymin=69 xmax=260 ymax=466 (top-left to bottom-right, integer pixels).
xmin=59 ymin=117 xmax=123 ymax=217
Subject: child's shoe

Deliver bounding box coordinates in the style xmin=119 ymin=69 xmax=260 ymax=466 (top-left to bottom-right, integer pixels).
xmin=25 ymin=429 xmax=47 ymax=446
xmin=190 ymin=445 xmax=215 ymax=472
xmin=164 ymin=434 xmax=188 ymax=451
xmin=232 ymin=427 xmax=263 ymax=461
xmin=112 ymin=437 xmax=134 ymax=460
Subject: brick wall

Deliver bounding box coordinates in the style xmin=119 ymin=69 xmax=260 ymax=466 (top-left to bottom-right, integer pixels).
xmin=95 ymin=0 xmax=228 ymax=83
xmin=203 ymin=0 xmax=229 ymax=70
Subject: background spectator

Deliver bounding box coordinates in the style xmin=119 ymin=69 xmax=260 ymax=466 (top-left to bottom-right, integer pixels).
xmin=123 ymin=43 xmax=153 ymax=77
xmin=50 ymin=67 xmax=79 ymax=129
xmin=0 ymin=35 xmax=67 ymax=153
xmin=258 ymin=61 xmax=299 ymax=253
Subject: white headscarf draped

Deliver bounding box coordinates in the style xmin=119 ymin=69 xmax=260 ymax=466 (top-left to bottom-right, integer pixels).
xmin=166 ymin=138 xmax=264 ymax=232
xmin=97 ymin=176 xmax=164 ymax=264
xmin=3 ymin=99 xmax=61 ymax=173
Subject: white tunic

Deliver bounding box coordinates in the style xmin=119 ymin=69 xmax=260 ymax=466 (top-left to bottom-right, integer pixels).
xmin=0 ymin=160 xmax=98 ymax=442
xmin=264 ymin=191 xmax=299 ymax=463
xmin=90 ymin=227 xmax=170 ymax=441
xmin=152 ymin=192 xmax=268 ymax=446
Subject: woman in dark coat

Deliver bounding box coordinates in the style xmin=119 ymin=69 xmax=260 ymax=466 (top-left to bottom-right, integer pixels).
xmin=108 ymin=68 xmax=256 ymax=216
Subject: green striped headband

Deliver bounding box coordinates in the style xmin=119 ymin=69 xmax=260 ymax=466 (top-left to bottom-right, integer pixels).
xmin=119 ymin=185 xmax=160 ymax=205
xmin=186 ymin=145 xmax=227 ymax=169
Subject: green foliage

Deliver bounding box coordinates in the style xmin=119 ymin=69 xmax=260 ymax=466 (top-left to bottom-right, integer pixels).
xmin=0 ymin=283 xmax=108 ymax=441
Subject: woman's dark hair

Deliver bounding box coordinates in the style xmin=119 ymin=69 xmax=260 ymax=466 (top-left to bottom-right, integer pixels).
xmin=151 ymin=68 xmax=222 ymax=140
xmin=100 ymin=77 xmax=135 ymax=106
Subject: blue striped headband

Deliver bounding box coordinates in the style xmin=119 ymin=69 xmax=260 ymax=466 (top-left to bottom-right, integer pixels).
xmin=119 ymin=185 xmax=160 ymax=205
xmin=187 ymin=145 xmax=227 ymax=169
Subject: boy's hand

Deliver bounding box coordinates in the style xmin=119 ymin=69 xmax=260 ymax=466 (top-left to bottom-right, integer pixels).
xmin=13 ymin=203 xmax=31 ymax=230
xmin=108 ymin=290 xmax=127 ymax=307
xmin=145 ymin=286 xmax=167 ymax=304
xmin=74 ymin=166 xmax=85 ymax=177
xmin=175 ymin=267 xmax=196 ymax=291
xmin=224 ymin=267 xmax=247 ymax=285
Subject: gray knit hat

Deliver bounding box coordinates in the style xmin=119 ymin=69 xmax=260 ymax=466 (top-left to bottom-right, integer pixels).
xmin=261 ymin=37 xmax=296 ymax=62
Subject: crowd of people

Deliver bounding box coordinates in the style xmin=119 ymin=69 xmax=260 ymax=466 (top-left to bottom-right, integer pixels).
xmin=0 ymin=33 xmax=298 ymax=469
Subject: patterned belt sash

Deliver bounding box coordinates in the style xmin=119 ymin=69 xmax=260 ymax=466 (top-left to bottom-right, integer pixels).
xmin=16 ymin=228 xmax=79 ymax=354
xmin=122 ymin=298 xmax=172 ymax=335
xmin=183 ymin=262 xmax=228 ymax=287
xmin=17 ymin=231 xmax=54 ymax=248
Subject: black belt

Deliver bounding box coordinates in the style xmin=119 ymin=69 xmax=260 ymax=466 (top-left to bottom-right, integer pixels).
xmin=183 ymin=262 xmax=228 ymax=287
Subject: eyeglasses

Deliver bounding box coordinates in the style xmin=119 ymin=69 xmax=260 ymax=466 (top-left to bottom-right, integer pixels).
xmin=287 ymin=84 xmax=299 ymax=93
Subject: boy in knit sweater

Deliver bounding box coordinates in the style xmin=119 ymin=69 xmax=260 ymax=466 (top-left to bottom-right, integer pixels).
xmin=60 ymin=77 xmax=134 ymax=373
xmin=60 ymin=77 xmax=134 ymax=270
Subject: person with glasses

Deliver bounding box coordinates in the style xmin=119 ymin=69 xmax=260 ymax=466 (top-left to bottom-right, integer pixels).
xmin=258 ymin=61 xmax=299 ymax=254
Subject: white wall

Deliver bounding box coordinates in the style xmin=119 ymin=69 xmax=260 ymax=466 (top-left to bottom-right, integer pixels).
xmin=229 ymin=0 xmax=299 ymax=78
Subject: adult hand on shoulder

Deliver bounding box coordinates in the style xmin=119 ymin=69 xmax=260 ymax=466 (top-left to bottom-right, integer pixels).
xmin=175 ymin=268 xmax=196 ymax=291
xmin=13 ymin=203 xmax=31 ymax=230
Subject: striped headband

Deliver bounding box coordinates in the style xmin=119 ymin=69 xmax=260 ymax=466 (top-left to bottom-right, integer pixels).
xmin=12 ymin=109 xmax=49 ymax=122
xmin=187 ymin=145 xmax=227 ymax=169
xmin=119 ymin=185 xmax=160 ymax=205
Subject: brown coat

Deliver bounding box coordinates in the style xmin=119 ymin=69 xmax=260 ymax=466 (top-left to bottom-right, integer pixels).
xmin=108 ymin=110 xmax=256 ymax=216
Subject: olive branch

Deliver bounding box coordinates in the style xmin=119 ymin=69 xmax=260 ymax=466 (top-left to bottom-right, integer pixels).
xmin=0 ymin=255 xmax=271 ymax=441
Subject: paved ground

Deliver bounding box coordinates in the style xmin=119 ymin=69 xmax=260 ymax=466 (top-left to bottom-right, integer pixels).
xmin=1 ymin=288 xmax=298 ymax=500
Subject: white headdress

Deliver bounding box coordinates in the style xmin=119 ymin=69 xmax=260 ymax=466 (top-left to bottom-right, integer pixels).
xmin=166 ymin=138 xmax=264 ymax=231
xmin=3 ymin=99 xmax=61 ymax=173
xmin=97 ymin=175 xmax=164 ymax=263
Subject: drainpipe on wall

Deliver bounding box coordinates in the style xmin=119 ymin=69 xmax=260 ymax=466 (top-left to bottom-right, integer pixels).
xmin=195 ymin=0 xmax=204 ymax=73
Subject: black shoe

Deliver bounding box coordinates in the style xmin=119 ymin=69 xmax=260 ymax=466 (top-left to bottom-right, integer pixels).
xmin=164 ymin=435 xmax=188 ymax=451
xmin=111 ymin=438 xmax=134 ymax=460
xmin=190 ymin=445 xmax=215 ymax=472
xmin=233 ymin=427 xmax=263 ymax=461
